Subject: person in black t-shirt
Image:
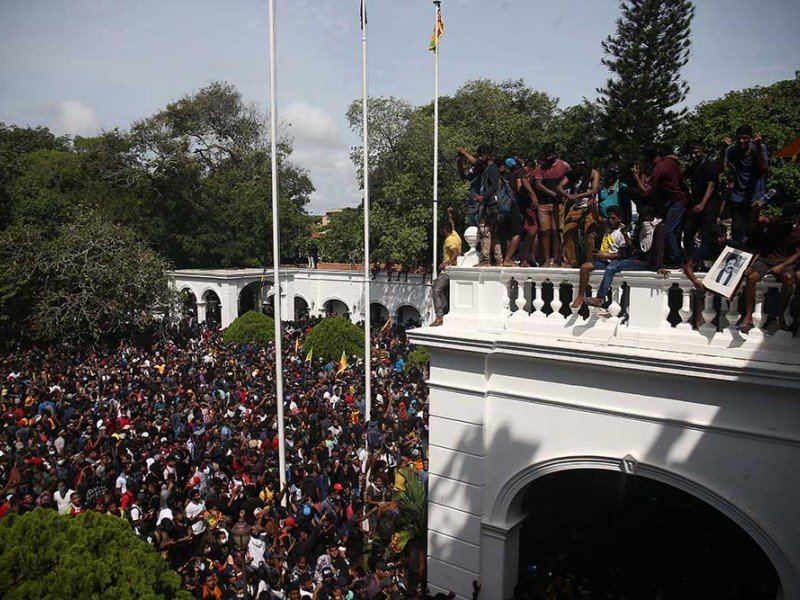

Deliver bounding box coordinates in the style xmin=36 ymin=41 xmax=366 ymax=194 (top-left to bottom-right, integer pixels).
xmin=684 ymin=142 xmax=720 ymax=261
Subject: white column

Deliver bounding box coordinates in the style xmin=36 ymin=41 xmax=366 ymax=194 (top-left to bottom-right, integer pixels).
xmin=481 ymin=521 xmax=524 ymax=600
xmin=196 ymin=301 xmax=207 ymax=324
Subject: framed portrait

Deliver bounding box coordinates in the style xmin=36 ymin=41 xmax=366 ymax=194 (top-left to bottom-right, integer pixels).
xmin=703 ymin=246 xmax=754 ymax=299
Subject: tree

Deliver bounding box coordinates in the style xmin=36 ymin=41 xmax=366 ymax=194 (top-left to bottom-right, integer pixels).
xmin=0 ymin=509 xmax=191 ymax=600
xmin=674 ymin=72 xmax=800 ymax=199
xmin=222 ymin=311 xmax=276 ymax=345
xmin=346 ymin=80 xmax=559 ymax=267
xmin=303 ymin=316 xmax=364 ymax=362
xmin=0 ymin=209 xmax=175 ymax=346
xmin=597 ymin=0 xmax=695 ymax=160
xmin=405 ymin=346 xmax=431 ymax=371
xmin=318 ymin=206 xmax=363 ymax=263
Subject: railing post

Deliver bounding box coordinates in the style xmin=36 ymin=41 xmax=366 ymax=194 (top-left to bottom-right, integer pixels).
xmin=549 ymin=280 xmax=563 ymax=319
xmin=699 ymin=291 xmax=718 ymax=334
xmin=677 ymin=284 xmax=693 ymax=329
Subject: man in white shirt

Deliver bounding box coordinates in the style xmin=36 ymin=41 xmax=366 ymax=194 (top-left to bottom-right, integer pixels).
xmin=185 ymin=487 xmax=207 ymax=544
xmin=54 ymin=480 xmax=75 ymax=515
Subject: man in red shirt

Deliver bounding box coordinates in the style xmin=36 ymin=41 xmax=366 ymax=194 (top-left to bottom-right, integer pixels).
xmin=633 ymin=143 xmax=689 ymax=267
xmin=533 ymin=144 xmax=571 ymax=267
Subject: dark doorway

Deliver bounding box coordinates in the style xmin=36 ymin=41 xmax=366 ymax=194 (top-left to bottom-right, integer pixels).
xmin=516 ymin=469 xmax=779 ymax=599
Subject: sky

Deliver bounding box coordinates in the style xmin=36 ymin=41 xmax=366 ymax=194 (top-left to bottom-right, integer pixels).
xmin=1 ymin=0 xmax=798 ymax=214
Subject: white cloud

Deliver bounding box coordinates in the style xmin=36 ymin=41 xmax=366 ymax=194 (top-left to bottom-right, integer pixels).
xmin=289 ymin=145 xmax=360 ymax=215
xmin=51 ymin=100 xmax=101 ymax=136
xmin=282 ymin=102 xmax=339 ymax=147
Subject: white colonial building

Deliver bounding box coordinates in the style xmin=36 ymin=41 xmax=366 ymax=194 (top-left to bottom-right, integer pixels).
xmin=408 ymin=266 xmax=799 ymax=600
xmin=170 ymin=266 xmax=432 ymax=328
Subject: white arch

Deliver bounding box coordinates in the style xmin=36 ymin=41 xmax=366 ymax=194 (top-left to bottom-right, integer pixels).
xmin=488 ymin=455 xmax=791 ymax=597
xmin=322 ymin=296 xmax=350 ymax=313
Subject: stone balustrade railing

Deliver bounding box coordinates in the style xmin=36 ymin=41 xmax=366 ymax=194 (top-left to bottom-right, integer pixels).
xmin=439 ymin=265 xmax=799 ymax=366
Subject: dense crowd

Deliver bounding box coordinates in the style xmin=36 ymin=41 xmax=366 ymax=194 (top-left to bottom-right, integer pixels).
xmin=436 ymin=125 xmax=800 ymax=332
xmin=0 ymin=319 xmax=441 ymax=600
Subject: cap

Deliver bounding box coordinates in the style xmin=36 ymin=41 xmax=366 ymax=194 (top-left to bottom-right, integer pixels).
xmin=285 ymin=516 xmax=297 ymax=527
xmin=505 ymin=157 xmax=517 ymax=168
xmin=322 ymin=566 xmax=334 ymax=578
xmin=332 ymin=483 xmax=343 ymax=492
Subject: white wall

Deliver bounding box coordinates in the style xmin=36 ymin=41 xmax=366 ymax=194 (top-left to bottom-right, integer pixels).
xmin=412 ymin=330 xmax=800 ymax=600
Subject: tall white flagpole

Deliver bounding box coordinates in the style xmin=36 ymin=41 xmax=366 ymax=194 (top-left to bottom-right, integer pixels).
xmin=432 ymin=1 xmax=441 ymax=286
xmin=361 ymin=0 xmax=372 ymax=425
xmin=268 ymin=0 xmax=287 ymax=504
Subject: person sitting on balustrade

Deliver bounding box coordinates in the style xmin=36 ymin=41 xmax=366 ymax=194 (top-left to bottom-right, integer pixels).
xmin=683 ymin=224 xmax=729 ymax=291
xmin=738 ymin=202 xmax=800 ymax=332
xmin=585 ymin=204 xmax=667 ymax=308
xmin=571 ymin=203 xmax=626 ymax=310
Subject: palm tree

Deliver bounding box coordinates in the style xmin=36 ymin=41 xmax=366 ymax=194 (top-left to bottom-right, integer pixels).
xmin=390 ymin=467 xmax=427 ymax=572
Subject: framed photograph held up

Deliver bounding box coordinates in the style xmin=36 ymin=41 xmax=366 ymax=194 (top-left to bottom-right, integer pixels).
xmin=702 ymin=246 xmax=754 ymax=299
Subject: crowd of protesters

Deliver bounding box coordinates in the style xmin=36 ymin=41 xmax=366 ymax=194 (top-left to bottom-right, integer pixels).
xmin=0 ymin=317 xmax=450 ymax=600
xmin=450 ymin=125 xmax=800 ymax=332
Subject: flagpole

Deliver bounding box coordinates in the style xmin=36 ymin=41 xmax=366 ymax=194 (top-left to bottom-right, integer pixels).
xmin=268 ymin=0 xmax=287 ymax=505
xmin=361 ymin=0 xmax=372 ymax=425
xmin=432 ymin=0 xmax=441 ymax=293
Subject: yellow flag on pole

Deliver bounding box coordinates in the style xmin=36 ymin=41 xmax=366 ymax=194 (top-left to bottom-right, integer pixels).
xmin=429 ymin=6 xmax=443 ymax=52
xmin=305 ymin=347 xmax=313 ymax=364
xmin=336 ymin=350 xmax=348 ymax=375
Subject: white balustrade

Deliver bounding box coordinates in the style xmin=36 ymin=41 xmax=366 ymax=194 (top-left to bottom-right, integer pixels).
xmin=438 ymin=266 xmax=797 ymax=361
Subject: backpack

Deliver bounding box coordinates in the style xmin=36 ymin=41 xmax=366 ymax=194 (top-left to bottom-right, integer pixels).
xmin=493 ymin=178 xmax=515 ymax=222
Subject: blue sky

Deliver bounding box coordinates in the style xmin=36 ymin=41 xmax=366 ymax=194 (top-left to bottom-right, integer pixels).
xmin=1 ymin=0 xmax=798 ymax=213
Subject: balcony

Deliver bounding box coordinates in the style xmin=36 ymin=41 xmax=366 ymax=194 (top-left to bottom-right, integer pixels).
xmin=435 ymin=266 xmax=800 ymax=372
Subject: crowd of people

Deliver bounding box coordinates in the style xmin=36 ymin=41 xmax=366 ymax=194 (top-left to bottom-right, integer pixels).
xmin=0 ymin=318 xmax=444 ymax=600
xmin=444 ymin=125 xmax=800 ymax=332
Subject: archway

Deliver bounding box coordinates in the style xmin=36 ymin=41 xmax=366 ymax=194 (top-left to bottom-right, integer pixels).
xmin=370 ymin=301 xmax=389 ymax=324
xmin=180 ymin=288 xmax=197 ymax=321
xmin=394 ymin=304 xmax=421 ymax=327
xmin=263 ymin=294 xmax=275 ymax=318
xmin=294 ymin=296 xmax=309 ymax=320
xmin=238 ymin=281 xmax=262 ymax=316
xmin=323 ymin=298 xmax=349 ymax=318
xmin=201 ymin=290 xmax=222 ymax=327
xmin=512 ymin=468 xmax=781 ymax=599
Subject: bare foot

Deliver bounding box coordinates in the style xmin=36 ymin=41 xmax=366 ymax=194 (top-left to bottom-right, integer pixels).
xmin=570 ymin=296 xmax=584 ymax=310
xmin=476 ymin=262 xmax=491 ymax=267
xmin=501 ymin=261 xmax=516 ymax=267
xmin=430 ymin=316 xmax=444 ymax=326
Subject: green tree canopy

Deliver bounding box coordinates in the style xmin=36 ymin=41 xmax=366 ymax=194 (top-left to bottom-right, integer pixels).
xmin=222 ymin=310 xmax=276 ymax=345
xmin=0 ymin=209 xmax=175 ymax=346
xmin=346 ymin=80 xmax=559 ymax=267
xmin=303 ymin=316 xmax=365 ymax=363
xmin=674 ymin=72 xmax=800 ymax=199
xmin=0 ymin=509 xmax=191 ymax=600
xmin=597 ymin=0 xmax=695 ymax=160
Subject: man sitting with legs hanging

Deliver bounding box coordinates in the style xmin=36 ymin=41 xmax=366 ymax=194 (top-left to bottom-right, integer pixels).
xmin=585 ymin=204 xmax=667 ymax=308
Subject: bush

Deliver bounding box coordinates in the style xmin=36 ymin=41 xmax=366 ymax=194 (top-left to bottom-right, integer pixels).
xmin=303 ymin=316 xmax=364 ymax=362
xmin=222 ymin=311 xmax=276 ymax=345
xmin=405 ymin=346 xmax=431 ymax=371
xmin=0 ymin=509 xmax=191 ymax=600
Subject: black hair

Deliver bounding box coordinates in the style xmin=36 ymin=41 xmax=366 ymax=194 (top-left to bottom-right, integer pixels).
xmin=642 ymin=142 xmax=659 ymax=161
xmin=735 ymin=124 xmax=753 ymax=137
xmin=639 ymin=205 xmax=656 ymax=221
xmin=606 ymin=206 xmax=621 ymax=218
xmin=476 ymin=144 xmax=491 ymax=157
xmin=539 ymin=142 xmax=556 ymax=158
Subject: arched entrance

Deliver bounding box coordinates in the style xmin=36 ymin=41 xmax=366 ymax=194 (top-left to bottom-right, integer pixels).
xmin=394 ymin=304 xmax=421 ymax=327
xmin=294 ymin=296 xmax=309 ymax=320
xmin=180 ymin=288 xmax=197 ymax=321
xmin=370 ymin=302 xmax=389 ymax=324
xmin=324 ymin=298 xmax=349 ymax=318
xmin=263 ymin=294 xmax=275 ymax=318
xmin=201 ymin=290 xmax=222 ymax=327
xmin=492 ymin=462 xmax=782 ymax=600
xmin=238 ymin=281 xmax=262 ymax=316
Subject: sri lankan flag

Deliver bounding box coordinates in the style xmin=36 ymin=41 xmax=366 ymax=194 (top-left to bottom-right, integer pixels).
xmin=336 ymin=350 xmax=348 ymax=375
xmin=379 ymin=317 xmax=391 ymax=335
xmin=429 ymin=6 xmax=443 ymax=52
